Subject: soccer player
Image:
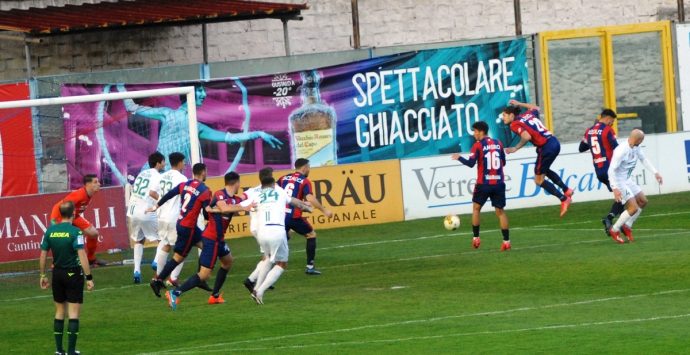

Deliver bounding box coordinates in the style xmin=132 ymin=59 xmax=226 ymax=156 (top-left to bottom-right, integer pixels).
xmin=147 ymin=163 xmax=211 ymax=298
xmin=607 ymin=129 xmax=663 ymax=243
xmin=245 ymin=172 xmax=312 ymax=305
xmin=451 ymin=121 xmax=511 ymax=251
xmin=242 ymin=167 xmax=276 ymax=293
xmin=49 ymin=174 xmax=104 ymax=266
xmin=503 ymin=100 xmax=574 ymax=217
xmin=127 ymin=152 xmax=165 ymax=284
xmin=578 ymin=109 xmax=625 ymax=235
xmin=165 ymin=172 xmax=252 ymax=310
xmin=278 ymin=158 xmax=333 ymax=275
xmin=152 ymin=152 xmax=188 ymax=287
xmin=39 ymin=201 xmax=95 ymax=355
xmin=116 ymin=84 xmax=283 ymax=174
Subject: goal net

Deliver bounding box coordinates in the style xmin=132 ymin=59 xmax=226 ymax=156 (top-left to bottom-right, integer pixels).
xmin=0 ymin=87 xmax=198 ymax=286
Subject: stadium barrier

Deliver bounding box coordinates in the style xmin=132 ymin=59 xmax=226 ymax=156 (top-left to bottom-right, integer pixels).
xmin=400 ymin=131 xmax=690 ymax=220
xmin=206 ymin=159 xmax=405 ymax=238
xmin=0 ymin=186 xmax=129 ymax=263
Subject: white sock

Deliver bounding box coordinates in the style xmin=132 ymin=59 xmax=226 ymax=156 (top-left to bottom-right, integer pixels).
xmin=254 ymin=259 xmax=273 ymax=291
xmin=625 ymin=208 xmax=642 ymax=228
xmin=256 ymin=265 xmax=284 ymax=297
xmin=171 ymin=261 xmax=184 ymax=281
xmin=155 ymin=247 xmax=168 ymax=277
xmin=248 ymin=259 xmax=265 ymax=282
xmin=612 ymin=210 xmax=632 ymax=232
xmin=133 ymin=243 xmax=144 ymax=273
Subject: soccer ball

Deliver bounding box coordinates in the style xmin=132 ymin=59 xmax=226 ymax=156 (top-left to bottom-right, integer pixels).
xmin=444 ymin=215 xmax=461 ymax=231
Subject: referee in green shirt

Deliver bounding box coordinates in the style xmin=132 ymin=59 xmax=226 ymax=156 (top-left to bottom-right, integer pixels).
xmin=39 ymin=201 xmax=94 ymax=355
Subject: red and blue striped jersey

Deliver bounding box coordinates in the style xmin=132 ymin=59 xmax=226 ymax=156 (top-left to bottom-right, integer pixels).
xmin=157 ymin=179 xmax=211 ymax=228
xmin=457 ymin=137 xmax=506 ymax=185
xmin=509 ymin=109 xmax=552 ymax=147
xmin=277 ymin=172 xmax=312 ymax=219
xmin=202 ymin=189 xmax=242 ymax=241
xmin=582 ymin=122 xmax=618 ymax=175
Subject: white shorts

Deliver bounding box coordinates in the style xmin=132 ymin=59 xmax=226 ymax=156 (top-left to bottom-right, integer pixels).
xmin=618 ymin=178 xmax=642 ymax=204
xmin=158 ymin=220 xmax=178 ymax=246
xmin=258 ymin=225 xmax=288 ymax=263
xmin=128 ymin=214 xmax=158 ymax=242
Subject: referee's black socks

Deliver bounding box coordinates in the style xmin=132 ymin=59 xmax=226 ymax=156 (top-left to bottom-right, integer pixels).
xmin=54 ymin=319 xmax=64 ymax=353
xmin=67 ymin=319 xmax=79 ymax=354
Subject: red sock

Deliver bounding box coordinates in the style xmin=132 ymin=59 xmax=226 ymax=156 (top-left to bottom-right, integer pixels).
xmin=86 ymin=237 xmax=98 ymax=262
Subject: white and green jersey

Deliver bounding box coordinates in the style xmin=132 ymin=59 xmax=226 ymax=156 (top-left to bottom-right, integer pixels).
xmin=127 ymin=168 xmax=161 ymax=218
xmin=255 ymin=185 xmax=290 ymax=228
xmin=155 ymin=169 xmax=187 ymax=224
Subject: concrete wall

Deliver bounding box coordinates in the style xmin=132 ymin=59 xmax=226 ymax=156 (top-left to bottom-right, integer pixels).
xmin=0 ymin=0 xmax=684 ymax=81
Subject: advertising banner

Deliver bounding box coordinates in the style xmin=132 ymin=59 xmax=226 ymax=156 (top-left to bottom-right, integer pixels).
xmin=0 ymin=186 xmax=128 ymax=263
xmin=401 ymin=132 xmax=690 ymax=220
xmin=60 ymin=38 xmax=529 ymax=189
xmin=0 ymin=82 xmax=39 ymax=196
xmin=205 ymin=159 xmax=404 ymax=238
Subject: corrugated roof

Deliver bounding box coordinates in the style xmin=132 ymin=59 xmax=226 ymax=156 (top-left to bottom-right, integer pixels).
xmin=0 ymin=0 xmax=307 ymax=35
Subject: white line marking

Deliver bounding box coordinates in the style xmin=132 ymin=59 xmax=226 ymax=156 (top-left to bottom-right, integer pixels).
xmin=213 ymin=313 xmax=690 ymax=352
xmin=144 ymin=288 xmax=690 ymax=354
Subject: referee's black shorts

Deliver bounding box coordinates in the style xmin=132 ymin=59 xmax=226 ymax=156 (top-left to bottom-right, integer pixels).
xmin=52 ymin=267 xmax=84 ymax=304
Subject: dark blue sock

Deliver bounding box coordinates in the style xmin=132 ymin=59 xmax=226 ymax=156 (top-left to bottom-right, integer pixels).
xmin=306 ymin=238 xmax=316 ymax=266
xmin=175 ymin=274 xmax=201 ymax=296
xmin=539 ymin=180 xmax=565 ymax=200
xmin=501 ymin=229 xmax=510 ymax=241
xmin=610 ymin=202 xmax=624 ymax=217
xmin=212 ymin=267 xmax=229 ymax=297
xmin=472 ymin=225 xmax=480 ymax=237
xmin=545 ymin=170 xmax=568 ymax=191
xmin=157 ymin=259 xmax=180 ymax=281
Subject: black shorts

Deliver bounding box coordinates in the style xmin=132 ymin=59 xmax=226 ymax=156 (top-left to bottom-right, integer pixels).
xmin=472 ymin=184 xmax=506 ymax=209
xmin=52 ymin=267 xmax=84 ymax=304
xmin=596 ymin=173 xmax=612 ymax=192
xmin=285 ymin=217 xmax=314 ymax=236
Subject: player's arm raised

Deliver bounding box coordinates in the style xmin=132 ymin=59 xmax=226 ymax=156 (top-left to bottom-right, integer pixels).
xmin=508 ymin=99 xmax=540 ymax=111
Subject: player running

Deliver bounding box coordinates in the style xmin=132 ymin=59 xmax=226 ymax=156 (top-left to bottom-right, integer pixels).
xmin=245 ymin=172 xmax=312 ymax=305
xmin=151 ymin=152 xmax=188 ymax=287
xmin=127 ymin=152 xmax=165 ymax=284
xmin=49 ymin=174 xmax=104 ymax=267
xmin=451 ymin=121 xmax=511 ymax=251
xmin=165 ymin=172 xmax=252 ymax=310
xmin=607 ymin=129 xmax=663 ymax=243
xmin=278 ymin=158 xmax=333 ymax=275
xmin=147 ymin=163 xmax=211 ymax=297
xmin=578 ymin=109 xmax=625 ymax=236
xmin=503 ymin=100 xmax=574 ymax=217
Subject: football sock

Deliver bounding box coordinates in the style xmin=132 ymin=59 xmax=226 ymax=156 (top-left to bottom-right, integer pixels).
xmin=257 ymin=265 xmax=284 ymax=296
xmin=86 ymin=237 xmax=98 ymax=263
xmin=133 ymin=243 xmax=144 ymax=273
xmin=54 ymin=319 xmax=64 ymax=353
xmin=67 ymin=319 xmax=79 ymax=354
xmin=248 ymin=260 xmax=262 ymax=282
xmin=610 ymin=202 xmax=624 ymax=217
xmin=306 ymin=238 xmax=316 ymax=266
xmin=612 ymin=210 xmax=632 ymax=232
xmin=625 ymin=208 xmax=642 ymax=228
xmin=157 ymin=259 xmax=180 ymax=281
xmin=472 ymin=225 xmax=480 ymax=237
xmin=539 ymin=180 xmax=565 ymax=200
xmin=155 ymin=249 xmax=169 ymax=276
xmin=546 ymin=170 xmax=568 ymax=191
xmin=170 ymin=261 xmax=184 ymax=281
xmin=255 ymin=259 xmax=273 ymax=290
xmin=501 ymin=229 xmax=510 ymax=241
xmin=212 ymin=267 xmax=229 ymax=297
xmin=176 ymin=274 xmax=201 ymax=296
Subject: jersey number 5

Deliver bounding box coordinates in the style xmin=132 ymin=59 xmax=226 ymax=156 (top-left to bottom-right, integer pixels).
xmin=590 ymin=136 xmax=601 ymax=155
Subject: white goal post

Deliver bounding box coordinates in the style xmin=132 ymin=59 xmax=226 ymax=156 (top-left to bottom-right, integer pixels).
xmin=0 ymin=86 xmax=202 ymax=169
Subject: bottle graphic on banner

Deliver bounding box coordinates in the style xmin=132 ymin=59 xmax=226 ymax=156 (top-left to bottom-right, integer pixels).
xmin=288 ymin=70 xmax=337 ymax=166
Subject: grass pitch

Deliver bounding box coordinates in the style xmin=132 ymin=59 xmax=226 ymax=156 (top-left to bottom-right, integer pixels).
xmin=1 ymin=191 xmax=689 ymax=354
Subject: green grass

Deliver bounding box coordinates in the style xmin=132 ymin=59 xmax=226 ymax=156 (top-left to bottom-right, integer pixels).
xmin=2 ymin=191 xmax=690 ymax=354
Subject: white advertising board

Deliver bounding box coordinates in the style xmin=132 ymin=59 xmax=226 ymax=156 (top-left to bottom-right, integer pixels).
xmin=401 ymin=132 xmax=690 ymax=220
xmin=677 ymin=23 xmax=690 ymax=131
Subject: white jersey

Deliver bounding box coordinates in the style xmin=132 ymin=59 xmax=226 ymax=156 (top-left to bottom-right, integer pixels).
xmin=608 ymin=142 xmax=657 ymax=191
xmin=242 ymin=185 xmax=291 ymax=230
xmin=242 ymin=184 xmax=263 ymax=236
xmin=155 ymin=169 xmax=187 ymax=224
xmin=127 ymin=168 xmax=161 ymax=217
